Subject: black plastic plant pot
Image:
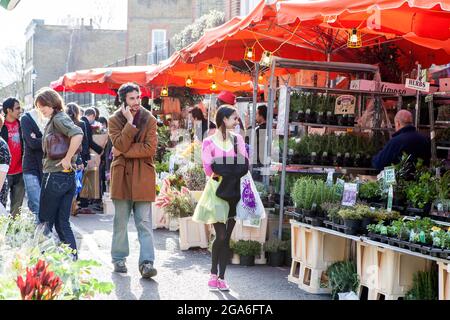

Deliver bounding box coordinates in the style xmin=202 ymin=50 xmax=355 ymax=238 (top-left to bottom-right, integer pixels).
xmin=297 ymin=111 xmax=305 ymax=122
xmin=326 ymin=112 xmax=336 ymax=125
xmin=284 ymin=251 xmax=292 ymax=267
xmin=333 ymin=154 xmax=344 ymax=166
xmin=420 ymin=245 xmax=432 ymax=256
xmin=347 ymin=115 xmax=355 ymax=127
xmin=332 ymin=216 xmax=340 ymax=224
xmin=364 ymin=155 xmax=372 ymax=168
xmin=268 ymin=251 xmax=285 ymax=267
xmin=320 ymin=153 xmax=331 ymax=166
xmin=311 ymin=217 xmax=323 ymax=227
xmin=292 ymin=154 xmax=301 ymax=164
xmin=353 ymin=154 xmax=363 ymax=167
xmin=408 ymin=243 xmax=422 ymax=253
xmin=240 ymin=255 xmax=255 ymax=266
xmin=343 ymin=219 xmax=361 ymax=235
xmin=289 ymin=113 xmax=297 ymax=122
xmin=336 ymin=114 xmax=345 ymax=126
xmin=360 ymin=217 xmax=373 ymax=234
xmin=343 ymin=218 xmax=361 ymax=229
xmin=303 ymin=209 xmax=313 ymax=217
xmin=343 ymin=154 xmax=353 ymax=167
xmin=316 ymin=112 xmax=326 ymax=124
xmin=310 ymin=153 xmax=318 ymax=165
xmin=305 ymin=112 xmax=317 ymax=123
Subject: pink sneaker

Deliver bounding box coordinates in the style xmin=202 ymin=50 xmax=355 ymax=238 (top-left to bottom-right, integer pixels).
xmin=208 ymin=274 xmax=218 ymax=290
xmin=217 ymin=278 xmax=230 ymax=291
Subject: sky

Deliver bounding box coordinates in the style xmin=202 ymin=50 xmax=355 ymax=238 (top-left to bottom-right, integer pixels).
xmin=0 ymin=0 xmax=127 ymax=84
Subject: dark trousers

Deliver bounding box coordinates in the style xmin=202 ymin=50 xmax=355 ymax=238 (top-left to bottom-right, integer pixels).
xmin=39 ymin=171 xmax=77 ymax=256
xmin=7 ymin=173 xmax=25 ymax=217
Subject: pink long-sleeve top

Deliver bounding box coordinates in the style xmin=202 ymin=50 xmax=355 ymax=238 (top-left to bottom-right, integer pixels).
xmin=202 ymin=133 xmax=248 ymax=177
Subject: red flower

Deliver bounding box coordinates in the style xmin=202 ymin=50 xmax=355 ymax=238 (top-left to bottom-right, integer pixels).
xmin=16 ymin=260 xmax=63 ymax=300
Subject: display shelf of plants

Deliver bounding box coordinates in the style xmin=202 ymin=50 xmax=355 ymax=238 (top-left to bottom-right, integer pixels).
xmin=283 ymin=155 xmax=450 ymax=261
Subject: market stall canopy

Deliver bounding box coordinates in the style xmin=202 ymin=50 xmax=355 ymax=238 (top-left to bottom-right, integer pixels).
xmin=275 ymin=0 xmax=450 ymax=60
xmin=179 ymin=1 xmax=329 ymax=64
xmin=0 ymin=0 xmax=21 ymax=10
xmin=180 ymin=0 xmax=448 ymax=71
xmin=146 ymin=54 xmax=263 ymax=92
xmin=50 ymin=65 xmax=158 ymax=96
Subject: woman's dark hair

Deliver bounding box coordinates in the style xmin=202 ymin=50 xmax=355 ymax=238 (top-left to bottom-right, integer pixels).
xmin=93 ymin=107 xmax=100 ymax=120
xmin=257 ymin=105 xmax=267 ymax=121
xmin=98 ymin=116 xmax=108 ymax=128
xmin=118 ymin=82 xmax=141 ymax=104
xmin=190 ymin=107 xmax=206 ymax=121
xmin=215 ymin=105 xmax=237 ymax=140
xmin=66 ymin=102 xmax=81 ymax=125
xmin=34 ymin=87 xmax=65 ymax=115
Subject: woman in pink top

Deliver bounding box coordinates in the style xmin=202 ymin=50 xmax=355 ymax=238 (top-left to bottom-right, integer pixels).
xmin=202 ymin=105 xmax=248 ymax=292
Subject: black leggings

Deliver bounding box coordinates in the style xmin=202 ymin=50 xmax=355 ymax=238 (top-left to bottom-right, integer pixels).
xmin=211 ymin=218 xmax=236 ymax=279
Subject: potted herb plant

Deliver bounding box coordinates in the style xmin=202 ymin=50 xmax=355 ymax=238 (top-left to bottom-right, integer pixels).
xmin=263 ymin=238 xmax=286 ymax=267
xmin=179 ymin=164 xmax=206 ymax=202
xmin=305 ymin=93 xmax=317 ymax=123
xmin=326 ymin=261 xmax=360 ymax=300
xmin=326 ymin=95 xmax=337 ymax=125
xmin=358 ymin=180 xmax=382 ymax=204
xmin=321 ymin=202 xmax=343 ymax=225
xmin=433 ymin=171 xmax=450 ymax=215
xmin=405 ymin=170 xmax=437 ymax=216
xmin=338 ymin=208 xmax=363 ymax=235
xmin=316 ymin=94 xmax=326 ymax=124
xmin=233 ymin=240 xmax=262 ymax=266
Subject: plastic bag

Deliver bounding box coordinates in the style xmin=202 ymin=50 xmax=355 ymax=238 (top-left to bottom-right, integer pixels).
xmin=338 ymin=291 xmax=359 ymax=300
xmin=0 ymin=202 xmax=7 ymax=216
xmin=192 ymin=178 xmax=230 ymax=224
xmin=236 ymin=172 xmax=266 ymax=221
xmin=75 ymin=169 xmax=83 ymax=197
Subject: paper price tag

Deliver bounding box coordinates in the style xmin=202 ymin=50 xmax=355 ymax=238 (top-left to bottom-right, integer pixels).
xmin=384 ymin=166 xmax=396 ymax=185
xmin=326 ymin=169 xmax=335 ymax=187
xmin=342 ymin=183 xmax=358 ymax=207
xmin=387 ymin=185 xmax=393 ymax=212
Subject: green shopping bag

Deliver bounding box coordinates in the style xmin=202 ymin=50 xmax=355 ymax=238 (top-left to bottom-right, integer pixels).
xmin=192 ymin=178 xmax=230 ymax=224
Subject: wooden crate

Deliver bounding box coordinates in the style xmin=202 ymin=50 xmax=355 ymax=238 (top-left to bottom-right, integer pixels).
xmin=178 ymin=217 xmax=208 ymax=250
xmin=151 ymin=203 xmax=169 ymax=230
xmin=288 ymin=258 xmax=331 ymax=294
xmin=291 ymin=222 xmax=350 ymax=270
xmin=231 ymin=217 xmax=268 ymax=243
xmin=102 ymin=193 xmax=114 ymax=215
xmin=438 ymin=262 xmax=450 ymax=300
xmin=357 ymin=242 xmax=431 ymax=300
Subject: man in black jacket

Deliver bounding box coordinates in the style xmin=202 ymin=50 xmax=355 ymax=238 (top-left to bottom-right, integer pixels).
xmin=20 ymin=106 xmax=45 ymax=220
xmin=79 ymin=108 xmax=103 ymax=211
xmin=372 ymin=110 xmax=431 ymax=170
xmin=80 ymin=108 xmax=103 ymax=164
xmin=1 ymin=98 xmax=24 ymax=217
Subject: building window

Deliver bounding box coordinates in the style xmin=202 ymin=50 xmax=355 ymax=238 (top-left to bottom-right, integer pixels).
xmin=151 ymin=29 xmax=168 ymax=63
xmin=240 ymin=0 xmax=258 ymax=17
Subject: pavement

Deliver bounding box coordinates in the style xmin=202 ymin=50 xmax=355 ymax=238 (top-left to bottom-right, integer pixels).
xmin=70 ymin=209 xmax=330 ymax=300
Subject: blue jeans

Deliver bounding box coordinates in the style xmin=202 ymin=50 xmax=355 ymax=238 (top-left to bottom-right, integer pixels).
xmin=111 ymin=200 xmax=155 ymax=266
xmin=23 ymin=173 xmax=41 ymax=221
xmin=39 ymin=172 xmax=77 ymax=256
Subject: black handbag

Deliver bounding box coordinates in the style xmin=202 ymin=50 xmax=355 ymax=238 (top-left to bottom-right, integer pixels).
xmin=213 ymin=135 xmax=249 ymax=201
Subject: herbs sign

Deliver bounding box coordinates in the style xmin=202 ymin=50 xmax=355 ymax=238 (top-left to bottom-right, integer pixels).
xmin=405 ymin=78 xmax=430 ymax=92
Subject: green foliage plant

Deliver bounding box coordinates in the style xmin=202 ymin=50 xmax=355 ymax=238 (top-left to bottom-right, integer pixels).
xmin=326 ymin=261 xmax=360 ymax=300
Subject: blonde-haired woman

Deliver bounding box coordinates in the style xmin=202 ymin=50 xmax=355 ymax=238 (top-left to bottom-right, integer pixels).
xmin=35 ymin=87 xmax=83 ymax=258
